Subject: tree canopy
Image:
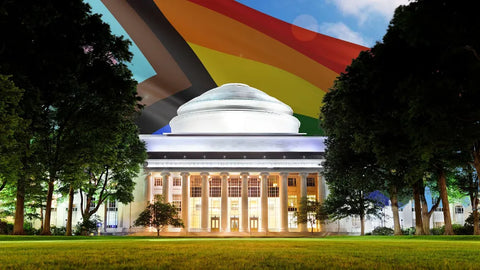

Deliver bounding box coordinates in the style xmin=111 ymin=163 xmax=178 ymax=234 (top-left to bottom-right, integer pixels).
xmin=321 ymin=0 xmax=480 ymax=235
xmin=0 ymin=0 xmax=146 ymax=235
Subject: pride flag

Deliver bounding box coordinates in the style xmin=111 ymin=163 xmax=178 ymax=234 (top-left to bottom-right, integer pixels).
xmin=99 ymin=0 xmax=367 ymax=134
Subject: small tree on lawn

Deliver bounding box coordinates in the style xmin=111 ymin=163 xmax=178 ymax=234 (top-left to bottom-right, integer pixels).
xmin=296 ymin=196 xmax=327 ymax=234
xmin=134 ymin=197 xmax=184 ymax=236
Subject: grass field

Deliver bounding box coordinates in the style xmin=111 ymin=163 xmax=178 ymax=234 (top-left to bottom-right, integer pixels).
xmin=1 ymin=236 xmax=480 ymax=269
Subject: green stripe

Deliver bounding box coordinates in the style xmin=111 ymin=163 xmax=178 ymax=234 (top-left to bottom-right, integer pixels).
xmin=294 ymin=114 xmax=324 ymax=136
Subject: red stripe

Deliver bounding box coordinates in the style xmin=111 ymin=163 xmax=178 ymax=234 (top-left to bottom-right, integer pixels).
xmin=187 ymin=0 xmax=367 ymax=74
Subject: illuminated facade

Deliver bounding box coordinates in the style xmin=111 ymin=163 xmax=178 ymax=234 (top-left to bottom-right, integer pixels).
xmin=141 ymin=83 xmax=325 ymax=233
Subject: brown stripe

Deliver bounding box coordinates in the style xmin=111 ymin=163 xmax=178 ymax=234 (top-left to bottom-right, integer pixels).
xmin=102 ymin=0 xmax=191 ymax=107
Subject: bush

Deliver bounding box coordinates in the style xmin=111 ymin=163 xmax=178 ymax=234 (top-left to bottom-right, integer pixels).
xmin=51 ymin=226 xmax=66 ymax=235
xmin=402 ymin=227 xmax=415 ymax=235
xmin=430 ymin=227 xmax=444 ymax=235
xmin=23 ymin=222 xmax=40 ymax=235
xmin=452 ymin=224 xmax=472 ymax=235
xmin=371 ymin=226 xmax=394 ymax=236
xmin=431 ymin=224 xmax=472 ymax=235
xmin=74 ymin=215 xmax=102 ymax=236
xmin=0 ymin=220 xmax=13 ymax=235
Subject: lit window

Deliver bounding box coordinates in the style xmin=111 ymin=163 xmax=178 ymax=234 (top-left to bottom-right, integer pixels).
xmin=228 ymin=177 xmax=241 ymax=197
xmin=268 ymin=176 xmax=279 ymax=197
xmin=287 ymin=178 xmax=296 ymax=187
xmin=248 ymin=177 xmax=260 ymax=197
xmin=154 ymin=177 xmax=162 ymax=186
xmin=173 ymin=177 xmax=181 ymax=186
xmin=287 ymin=195 xmax=297 ymax=211
xmin=210 ymin=176 xmax=221 ymax=197
xmin=307 ymin=177 xmax=315 ymax=187
xmin=106 ymin=200 xmax=118 ymax=228
xmin=172 ymin=194 xmax=182 ymax=212
xmin=190 ymin=176 xmax=202 ymax=197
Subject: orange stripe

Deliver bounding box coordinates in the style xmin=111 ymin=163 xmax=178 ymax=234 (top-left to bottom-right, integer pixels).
xmin=154 ymin=0 xmax=339 ymax=93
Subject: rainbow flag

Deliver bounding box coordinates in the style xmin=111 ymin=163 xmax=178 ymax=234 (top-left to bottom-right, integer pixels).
xmin=99 ymin=0 xmax=367 ymax=134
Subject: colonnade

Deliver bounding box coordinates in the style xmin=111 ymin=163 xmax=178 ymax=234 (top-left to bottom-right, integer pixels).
xmin=146 ymin=171 xmax=322 ymax=233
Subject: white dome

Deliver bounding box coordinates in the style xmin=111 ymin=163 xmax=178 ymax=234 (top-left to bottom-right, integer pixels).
xmin=170 ymin=83 xmax=300 ymax=134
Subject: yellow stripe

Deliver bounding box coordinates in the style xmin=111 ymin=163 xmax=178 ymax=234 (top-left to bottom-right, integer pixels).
xmin=189 ymin=43 xmax=326 ymax=119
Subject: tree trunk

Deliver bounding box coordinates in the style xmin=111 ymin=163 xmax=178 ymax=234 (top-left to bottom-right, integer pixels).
xmin=437 ymin=169 xmax=454 ymax=235
xmin=390 ymin=186 xmax=402 ymax=236
xmin=413 ymin=183 xmax=425 ymax=235
xmin=65 ymin=185 xmax=74 ymax=236
xmin=474 ymin=203 xmax=479 ymax=235
xmin=41 ymin=179 xmax=55 ymax=235
xmin=471 ymin=147 xmax=480 ymax=235
xmin=13 ymin=176 xmax=26 ymax=235
xmin=420 ymin=198 xmax=431 ymax=235
xmin=360 ymin=214 xmax=365 ymax=236
xmin=104 ymin=201 xmax=108 ymax=232
xmin=157 ymin=228 xmax=160 ymax=237
xmin=40 ymin=206 xmax=44 ymax=232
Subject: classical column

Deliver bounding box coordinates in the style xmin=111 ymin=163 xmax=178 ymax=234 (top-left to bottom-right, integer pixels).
xmin=260 ymin=172 xmax=269 ymax=232
xmin=220 ymin=172 xmax=229 ymax=232
xmin=240 ymin=172 xmax=249 ymax=232
xmin=299 ymin=172 xmax=308 ymax=233
xmin=161 ymin=172 xmax=170 ymax=202
xmin=279 ymin=172 xmax=289 ymax=232
xmin=181 ymin=172 xmax=190 ymax=233
xmin=146 ymin=173 xmax=153 ymax=203
xmin=201 ymin=172 xmax=209 ymax=232
xmin=318 ymin=173 xmax=325 ymax=203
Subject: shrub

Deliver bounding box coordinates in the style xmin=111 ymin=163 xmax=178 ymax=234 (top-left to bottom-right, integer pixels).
xmin=51 ymin=226 xmax=66 ymax=235
xmin=430 ymin=227 xmax=444 ymax=235
xmin=371 ymin=226 xmax=394 ymax=236
xmin=402 ymin=227 xmax=415 ymax=235
xmin=0 ymin=220 xmax=13 ymax=235
xmin=74 ymin=215 xmax=102 ymax=235
xmin=23 ymin=222 xmax=40 ymax=235
xmin=431 ymin=224 xmax=472 ymax=235
xmin=452 ymin=224 xmax=472 ymax=235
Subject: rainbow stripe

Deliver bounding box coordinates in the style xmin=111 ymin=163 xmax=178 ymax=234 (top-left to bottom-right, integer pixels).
xmin=101 ymin=0 xmax=367 ymax=134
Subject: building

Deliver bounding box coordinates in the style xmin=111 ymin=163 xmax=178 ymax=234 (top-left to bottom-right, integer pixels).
xmin=46 ymin=84 xmax=472 ymax=235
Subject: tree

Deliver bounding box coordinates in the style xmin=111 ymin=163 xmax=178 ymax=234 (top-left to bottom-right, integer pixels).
xmin=296 ymin=197 xmax=326 ymax=234
xmin=0 ymin=1 xmax=145 ymax=235
xmin=77 ymin=122 xmax=146 ymax=235
xmin=134 ymin=197 xmax=184 ymax=237
xmin=0 ymin=75 xmax=24 ymax=195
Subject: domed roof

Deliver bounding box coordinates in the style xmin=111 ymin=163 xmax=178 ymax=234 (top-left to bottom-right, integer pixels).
xmin=170 ymin=83 xmax=300 ymax=134
xmin=177 ymin=83 xmax=293 ymax=115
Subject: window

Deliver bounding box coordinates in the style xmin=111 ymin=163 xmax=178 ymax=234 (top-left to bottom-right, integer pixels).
xmin=228 ymin=177 xmax=241 ymax=197
xmin=435 ymin=207 xmax=443 ymax=212
xmin=154 ymin=177 xmax=162 ymax=186
xmin=89 ymin=198 xmax=96 ymax=210
xmin=190 ymin=176 xmax=202 ymax=197
xmin=307 ymin=177 xmax=315 ymax=187
xmin=287 ymin=195 xmax=297 ymax=211
xmin=66 ymin=204 xmax=78 ymax=212
xmin=107 ymin=201 xmax=117 ymax=211
xmin=268 ymin=176 xmax=279 ymax=197
xmin=248 ymin=177 xmax=260 ymax=197
xmin=287 ymin=177 xmax=296 ymax=187
xmin=173 ymin=177 xmax=181 ymax=186
xmin=210 ymin=176 xmax=221 ymax=197
xmin=455 ymin=206 xmax=464 ymax=214
xmin=172 ymin=194 xmax=182 ymax=212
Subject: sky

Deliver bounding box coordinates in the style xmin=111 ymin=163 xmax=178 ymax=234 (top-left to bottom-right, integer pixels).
xmin=236 ymin=0 xmax=411 ymax=47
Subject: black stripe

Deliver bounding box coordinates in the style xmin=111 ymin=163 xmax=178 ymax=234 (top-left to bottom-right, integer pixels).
xmin=127 ymin=0 xmax=217 ymax=133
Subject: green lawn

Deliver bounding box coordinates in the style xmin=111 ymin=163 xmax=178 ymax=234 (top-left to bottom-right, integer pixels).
xmin=1 ymin=236 xmax=480 ymax=269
